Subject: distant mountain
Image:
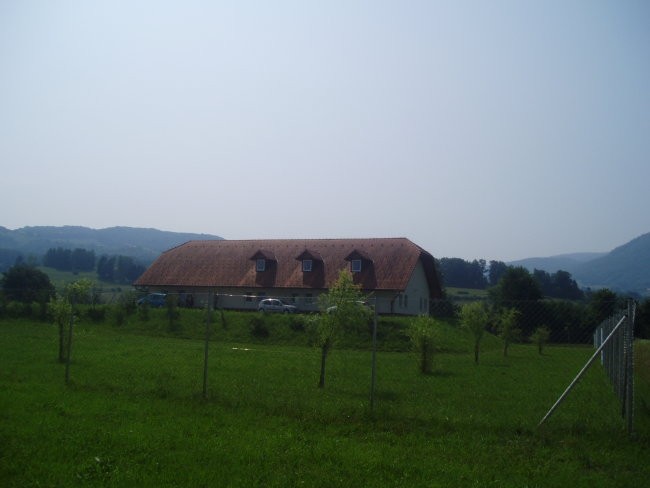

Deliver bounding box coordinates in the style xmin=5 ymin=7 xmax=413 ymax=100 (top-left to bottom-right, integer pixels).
xmin=509 ymin=233 xmax=650 ymax=295
xmin=572 ymin=233 xmax=650 ymax=294
xmin=0 ymin=225 xmax=223 ymax=270
xmin=509 ymin=252 xmax=607 ymax=276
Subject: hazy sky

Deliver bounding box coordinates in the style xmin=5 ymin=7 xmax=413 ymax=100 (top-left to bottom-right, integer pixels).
xmin=1 ymin=1 xmax=649 ymax=261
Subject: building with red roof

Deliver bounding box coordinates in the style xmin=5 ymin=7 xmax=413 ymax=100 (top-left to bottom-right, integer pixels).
xmin=134 ymin=237 xmax=442 ymax=315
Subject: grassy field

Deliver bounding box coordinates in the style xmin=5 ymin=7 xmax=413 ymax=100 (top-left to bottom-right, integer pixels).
xmin=1 ymin=316 xmax=649 ymax=487
xmin=37 ymin=267 xmax=130 ymax=295
xmin=445 ymin=287 xmax=489 ymax=302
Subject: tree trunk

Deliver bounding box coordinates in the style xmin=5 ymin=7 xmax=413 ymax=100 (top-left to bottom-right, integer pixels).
xmin=474 ymin=342 xmax=480 ymax=364
xmin=58 ymin=322 xmax=65 ymax=363
xmin=318 ymin=344 xmax=328 ymax=388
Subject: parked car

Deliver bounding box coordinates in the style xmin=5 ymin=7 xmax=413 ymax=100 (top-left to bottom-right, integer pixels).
xmin=258 ymin=298 xmax=298 ymax=313
xmin=137 ymin=293 xmax=167 ymax=308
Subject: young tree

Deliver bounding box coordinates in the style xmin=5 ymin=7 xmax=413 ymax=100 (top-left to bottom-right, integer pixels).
xmin=497 ymin=308 xmax=521 ymax=357
xmin=531 ymin=326 xmax=551 ymax=354
xmin=49 ymin=279 xmax=94 ymax=363
xmin=460 ymin=301 xmax=489 ymax=364
xmin=314 ymin=270 xmax=369 ymax=388
xmin=407 ymin=315 xmax=440 ymax=374
xmin=49 ymin=295 xmax=72 ymax=362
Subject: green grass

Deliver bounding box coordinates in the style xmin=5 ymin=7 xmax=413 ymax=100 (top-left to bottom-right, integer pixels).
xmin=37 ymin=266 xmax=124 ymax=294
xmin=446 ymin=287 xmax=489 ymax=301
xmin=1 ymin=317 xmax=649 ymax=487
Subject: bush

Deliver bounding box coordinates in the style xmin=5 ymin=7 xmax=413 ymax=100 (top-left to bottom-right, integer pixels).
xmin=249 ymin=315 xmax=270 ymax=338
xmin=165 ymin=295 xmax=181 ymax=333
xmin=138 ymin=303 xmax=150 ymax=322
xmin=86 ymin=306 xmax=107 ymax=323
xmin=288 ymin=316 xmax=306 ymax=332
xmin=5 ymin=301 xmax=31 ymax=318
xmin=31 ymin=301 xmax=49 ymax=321
xmin=112 ymin=306 xmax=126 ymax=327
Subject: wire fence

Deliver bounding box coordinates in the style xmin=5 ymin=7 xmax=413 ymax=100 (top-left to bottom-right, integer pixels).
xmin=0 ymin=290 xmax=645 ymax=435
xmin=593 ymin=301 xmax=636 ymax=433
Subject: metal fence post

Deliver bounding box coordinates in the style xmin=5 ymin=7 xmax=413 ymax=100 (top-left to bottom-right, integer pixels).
xmin=203 ymin=291 xmax=214 ymax=399
xmin=624 ymin=299 xmax=635 ymax=435
xmin=370 ymin=297 xmax=378 ymax=411
xmin=65 ymin=296 xmax=75 ymax=385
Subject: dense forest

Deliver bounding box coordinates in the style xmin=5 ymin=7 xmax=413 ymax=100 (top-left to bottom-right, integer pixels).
xmin=42 ymin=247 xmax=145 ymax=284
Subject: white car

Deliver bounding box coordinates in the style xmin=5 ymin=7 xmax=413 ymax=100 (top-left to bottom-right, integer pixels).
xmin=257 ymin=298 xmax=298 ymax=313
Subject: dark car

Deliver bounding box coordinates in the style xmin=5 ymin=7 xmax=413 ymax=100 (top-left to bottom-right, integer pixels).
xmin=136 ymin=293 xmax=167 ymax=308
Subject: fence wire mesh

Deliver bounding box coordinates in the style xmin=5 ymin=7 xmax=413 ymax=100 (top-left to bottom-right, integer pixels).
xmin=0 ymin=289 xmax=646 ymax=436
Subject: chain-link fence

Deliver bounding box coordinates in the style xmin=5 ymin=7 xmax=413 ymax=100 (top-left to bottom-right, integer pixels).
xmin=0 ymin=289 xmax=646 ymax=436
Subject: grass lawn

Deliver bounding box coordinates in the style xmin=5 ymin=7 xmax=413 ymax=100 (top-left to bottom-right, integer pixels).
xmin=1 ymin=317 xmax=649 ymax=487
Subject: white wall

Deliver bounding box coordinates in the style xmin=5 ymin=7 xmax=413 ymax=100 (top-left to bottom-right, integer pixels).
xmin=391 ymin=259 xmax=431 ymax=315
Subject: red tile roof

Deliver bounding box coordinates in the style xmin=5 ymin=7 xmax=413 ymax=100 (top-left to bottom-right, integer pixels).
xmin=134 ymin=238 xmax=442 ymax=298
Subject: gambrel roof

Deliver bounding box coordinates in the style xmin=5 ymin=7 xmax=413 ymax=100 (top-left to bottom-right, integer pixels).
xmin=134 ymin=238 xmax=442 ymax=298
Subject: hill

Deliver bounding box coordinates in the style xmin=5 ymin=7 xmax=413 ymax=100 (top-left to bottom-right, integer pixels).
xmin=572 ymin=233 xmax=650 ymax=294
xmin=509 ymin=252 xmax=606 ymax=276
xmin=0 ymin=225 xmax=222 ymax=270
xmin=510 ymin=233 xmax=650 ymax=295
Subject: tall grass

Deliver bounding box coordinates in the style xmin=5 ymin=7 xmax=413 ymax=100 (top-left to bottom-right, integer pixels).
xmin=1 ymin=317 xmax=648 ymax=487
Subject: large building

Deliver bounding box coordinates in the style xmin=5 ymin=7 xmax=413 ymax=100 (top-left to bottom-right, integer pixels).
xmin=134 ymin=238 xmax=443 ymax=315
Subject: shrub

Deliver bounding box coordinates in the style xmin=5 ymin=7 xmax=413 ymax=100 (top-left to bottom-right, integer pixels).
xmin=86 ymin=306 xmax=107 ymax=323
xmin=5 ymin=301 xmax=30 ymax=318
xmin=112 ymin=306 xmax=126 ymax=327
xmin=138 ymin=303 xmax=150 ymax=322
xmin=249 ymin=315 xmax=270 ymax=338
xmin=166 ymin=295 xmax=181 ymax=333
xmin=288 ymin=316 xmax=306 ymax=332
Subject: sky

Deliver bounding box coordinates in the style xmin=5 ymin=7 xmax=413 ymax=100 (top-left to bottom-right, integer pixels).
xmin=1 ymin=0 xmax=649 ymax=262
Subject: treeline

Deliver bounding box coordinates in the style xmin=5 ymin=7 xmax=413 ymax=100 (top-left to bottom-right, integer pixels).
xmin=43 ymin=248 xmax=96 ymax=272
xmin=42 ymin=247 xmax=145 ymax=284
xmin=437 ymin=257 xmax=584 ymax=300
xmin=97 ymin=255 xmax=145 ymax=284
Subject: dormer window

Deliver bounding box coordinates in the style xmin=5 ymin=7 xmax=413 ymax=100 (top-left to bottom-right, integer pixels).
xmin=296 ymin=249 xmax=322 ymax=273
xmin=251 ymin=249 xmax=275 ymax=273
xmin=345 ymin=249 xmax=372 ymax=274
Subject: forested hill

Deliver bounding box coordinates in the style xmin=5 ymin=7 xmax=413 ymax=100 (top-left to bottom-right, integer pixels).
xmin=571 ymin=232 xmax=650 ymax=294
xmin=510 ymin=232 xmax=650 ymax=295
xmin=0 ymin=226 xmax=223 ymax=270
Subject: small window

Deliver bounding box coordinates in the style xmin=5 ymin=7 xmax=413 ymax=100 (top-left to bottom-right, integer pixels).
xmin=256 ymin=259 xmax=265 ymax=272
xmin=302 ymin=259 xmax=313 ymax=272
xmin=257 ymin=292 xmax=266 ymax=301
xmin=351 ymin=259 xmax=362 ymax=273
xmin=245 ymin=292 xmax=253 ymax=303
xmin=398 ymin=294 xmax=403 ymax=308
xmin=291 ymin=293 xmax=298 ymax=303
xmin=305 ymin=293 xmax=313 ymax=304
